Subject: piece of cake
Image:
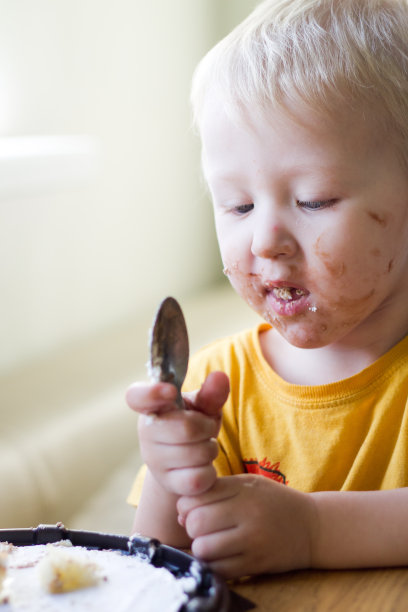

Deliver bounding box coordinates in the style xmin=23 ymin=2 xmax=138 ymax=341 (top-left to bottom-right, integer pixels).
xmin=37 ymin=545 xmax=103 ymax=594
xmin=0 ymin=551 xmax=8 ymax=602
xmin=0 ymin=544 xmax=15 ymax=605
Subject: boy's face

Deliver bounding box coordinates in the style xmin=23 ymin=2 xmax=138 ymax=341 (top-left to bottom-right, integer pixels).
xmin=201 ymin=93 xmax=408 ymax=349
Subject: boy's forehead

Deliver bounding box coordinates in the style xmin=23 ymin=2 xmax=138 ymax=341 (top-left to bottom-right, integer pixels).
xmin=200 ymin=88 xmax=381 ymax=154
xmin=200 ymin=88 xmax=399 ymax=189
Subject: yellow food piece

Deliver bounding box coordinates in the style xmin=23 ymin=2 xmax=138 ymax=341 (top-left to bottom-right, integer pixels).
xmin=0 ymin=551 xmax=8 ymax=603
xmin=38 ymin=547 xmax=102 ymax=594
xmin=0 ymin=552 xmax=7 ymax=579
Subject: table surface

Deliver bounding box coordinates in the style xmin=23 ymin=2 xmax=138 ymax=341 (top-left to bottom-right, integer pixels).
xmin=230 ymin=567 xmax=408 ymax=611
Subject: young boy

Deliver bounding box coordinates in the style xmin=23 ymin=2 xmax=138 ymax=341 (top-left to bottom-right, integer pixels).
xmin=126 ymin=0 xmax=408 ymax=579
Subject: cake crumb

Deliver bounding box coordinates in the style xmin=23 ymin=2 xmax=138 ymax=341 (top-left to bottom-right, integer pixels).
xmin=0 ymin=550 xmax=8 ymax=604
xmin=38 ymin=546 xmax=103 ymax=594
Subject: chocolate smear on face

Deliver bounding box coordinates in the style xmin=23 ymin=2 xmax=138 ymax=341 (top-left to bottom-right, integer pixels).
xmin=367 ymin=211 xmax=388 ymax=227
xmin=314 ymin=236 xmax=346 ymax=278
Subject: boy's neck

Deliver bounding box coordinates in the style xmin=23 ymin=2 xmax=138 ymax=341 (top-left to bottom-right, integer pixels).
xmin=259 ymin=321 xmax=408 ymax=386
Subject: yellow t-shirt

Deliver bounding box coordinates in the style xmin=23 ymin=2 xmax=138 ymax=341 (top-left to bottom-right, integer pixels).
xmin=127 ymin=323 xmax=408 ymax=505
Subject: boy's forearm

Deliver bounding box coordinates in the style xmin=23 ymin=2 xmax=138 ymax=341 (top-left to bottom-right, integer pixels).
xmin=131 ymin=469 xmax=191 ymax=549
xmin=311 ymin=487 xmax=408 ymax=569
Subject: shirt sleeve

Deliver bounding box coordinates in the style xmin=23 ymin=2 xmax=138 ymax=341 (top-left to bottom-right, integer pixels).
xmin=127 ymin=464 xmax=147 ymax=507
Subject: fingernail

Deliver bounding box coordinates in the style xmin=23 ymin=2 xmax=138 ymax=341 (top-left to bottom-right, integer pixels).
xmin=177 ymin=514 xmax=186 ymax=527
xmin=159 ymin=384 xmax=176 ymax=399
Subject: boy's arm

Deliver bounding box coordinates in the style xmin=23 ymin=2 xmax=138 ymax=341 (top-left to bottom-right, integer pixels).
xmin=312 ymin=487 xmax=408 ymax=569
xmin=177 ymin=476 xmax=408 ymax=578
xmin=132 ymin=469 xmax=191 ymax=548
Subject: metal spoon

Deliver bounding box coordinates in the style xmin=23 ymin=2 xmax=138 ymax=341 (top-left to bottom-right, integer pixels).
xmin=148 ymin=296 xmax=189 ymax=408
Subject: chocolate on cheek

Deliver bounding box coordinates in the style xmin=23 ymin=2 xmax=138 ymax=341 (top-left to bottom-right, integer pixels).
xmin=370 ymin=248 xmax=396 ymax=275
xmin=223 ymin=261 xmax=288 ymax=332
xmin=330 ymin=288 xmax=376 ymax=313
xmin=370 ymin=207 xmax=404 ymax=276
xmin=223 ymin=261 xmax=264 ymax=308
xmin=366 ymin=210 xmax=389 ymax=227
xmin=366 ymin=210 xmax=400 ymax=275
xmin=311 ymin=233 xmax=382 ymax=325
xmin=313 ymin=235 xmax=347 ymax=279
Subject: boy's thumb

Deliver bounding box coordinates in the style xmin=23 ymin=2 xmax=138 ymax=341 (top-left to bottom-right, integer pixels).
xmin=186 ymin=371 xmax=230 ymax=417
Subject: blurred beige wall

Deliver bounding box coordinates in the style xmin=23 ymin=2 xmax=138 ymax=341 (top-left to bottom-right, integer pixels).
xmin=0 ymin=0 xmax=258 ymax=374
xmin=218 ymin=0 xmax=260 ymax=31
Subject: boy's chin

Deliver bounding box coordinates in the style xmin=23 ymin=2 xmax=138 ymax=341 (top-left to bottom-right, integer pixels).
xmin=283 ymin=332 xmax=329 ymax=350
xmin=267 ymin=318 xmax=331 ymax=350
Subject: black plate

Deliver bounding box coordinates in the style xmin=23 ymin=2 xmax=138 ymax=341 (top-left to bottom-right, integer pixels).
xmin=0 ymin=524 xmax=231 ymax=612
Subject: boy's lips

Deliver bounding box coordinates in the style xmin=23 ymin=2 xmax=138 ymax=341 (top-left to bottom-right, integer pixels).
xmin=263 ymin=280 xmax=311 ymax=316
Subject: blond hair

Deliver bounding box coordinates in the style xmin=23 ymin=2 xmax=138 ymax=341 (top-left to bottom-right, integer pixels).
xmin=191 ymin=0 xmax=408 ymax=160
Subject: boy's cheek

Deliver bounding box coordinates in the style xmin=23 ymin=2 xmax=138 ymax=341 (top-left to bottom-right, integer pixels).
xmin=222 ymin=259 xmax=264 ymax=307
xmin=312 ymin=234 xmax=348 ymax=280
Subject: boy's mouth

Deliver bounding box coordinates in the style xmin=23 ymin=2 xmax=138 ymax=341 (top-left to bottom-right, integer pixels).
xmin=264 ymin=283 xmax=311 ymax=316
xmin=272 ymin=286 xmax=307 ymax=302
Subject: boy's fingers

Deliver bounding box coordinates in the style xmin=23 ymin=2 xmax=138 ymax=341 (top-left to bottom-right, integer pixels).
xmin=126 ymin=382 xmax=178 ymax=415
xmin=166 ymin=465 xmax=218 ymax=497
xmin=142 ymin=438 xmax=219 ymax=472
xmin=127 ymin=371 xmax=229 ymax=417
xmin=177 ymin=477 xmax=237 ymax=518
xmin=139 ymin=408 xmax=220 ymax=444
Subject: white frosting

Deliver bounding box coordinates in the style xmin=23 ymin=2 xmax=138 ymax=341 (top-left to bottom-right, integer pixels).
xmin=0 ymin=543 xmax=189 ymax=611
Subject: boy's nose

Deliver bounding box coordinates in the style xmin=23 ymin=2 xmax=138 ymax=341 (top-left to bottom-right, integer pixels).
xmin=251 ymin=221 xmax=297 ymax=259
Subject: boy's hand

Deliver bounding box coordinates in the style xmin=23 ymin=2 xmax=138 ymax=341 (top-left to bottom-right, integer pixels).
xmin=177 ymin=474 xmax=317 ymax=579
xmin=126 ymin=371 xmax=229 ymax=497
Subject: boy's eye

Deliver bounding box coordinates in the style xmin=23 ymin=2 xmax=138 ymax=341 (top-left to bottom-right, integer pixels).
xmin=234 ymin=203 xmax=254 ymax=214
xmin=296 ymin=199 xmax=337 ymax=210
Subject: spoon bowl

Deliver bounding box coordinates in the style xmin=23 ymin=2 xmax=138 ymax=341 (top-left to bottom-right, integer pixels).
xmin=149 ymin=297 xmax=189 ymax=408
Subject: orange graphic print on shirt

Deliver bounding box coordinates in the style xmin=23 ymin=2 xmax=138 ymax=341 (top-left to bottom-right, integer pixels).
xmin=243 ymin=458 xmax=288 ymax=485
